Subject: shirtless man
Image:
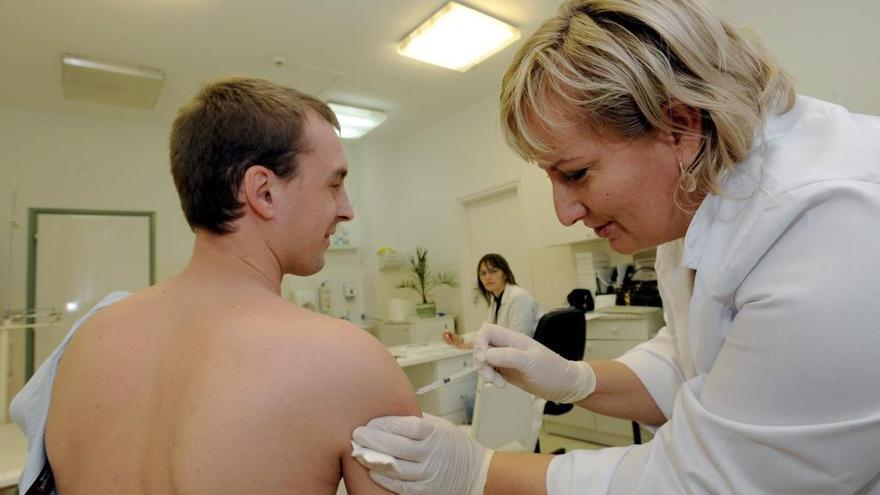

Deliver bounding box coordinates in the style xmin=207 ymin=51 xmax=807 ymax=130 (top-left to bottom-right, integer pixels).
xmin=16 ymin=77 xmax=419 ymax=494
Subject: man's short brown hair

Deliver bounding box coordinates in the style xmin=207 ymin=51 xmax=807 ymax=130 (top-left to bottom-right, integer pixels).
xmin=170 ymin=76 xmax=339 ymax=234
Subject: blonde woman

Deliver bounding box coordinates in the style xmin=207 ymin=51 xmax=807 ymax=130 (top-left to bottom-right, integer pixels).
xmin=442 ymin=253 xmax=541 ymax=349
xmin=354 ymin=0 xmax=880 ymax=493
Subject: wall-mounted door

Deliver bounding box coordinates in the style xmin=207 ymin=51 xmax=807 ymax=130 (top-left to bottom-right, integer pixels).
xmin=25 ymin=209 xmax=155 ymax=378
xmin=460 ymin=185 xmax=531 ymax=333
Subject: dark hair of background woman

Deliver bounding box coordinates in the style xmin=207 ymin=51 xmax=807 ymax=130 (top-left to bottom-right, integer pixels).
xmin=476 ymin=253 xmax=517 ymax=304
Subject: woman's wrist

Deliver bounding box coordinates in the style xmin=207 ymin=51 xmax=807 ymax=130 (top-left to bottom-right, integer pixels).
xmin=559 ymin=360 xmax=597 ymax=404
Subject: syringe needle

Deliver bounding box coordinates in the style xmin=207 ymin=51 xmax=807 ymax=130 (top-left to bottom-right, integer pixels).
xmin=415 ymin=365 xmax=479 ymax=396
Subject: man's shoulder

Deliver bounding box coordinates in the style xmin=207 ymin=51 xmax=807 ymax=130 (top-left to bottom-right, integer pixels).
xmin=256 ymin=300 xmax=387 ymax=361
xmin=245 ymin=300 xmax=419 ymax=445
xmin=247 ymin=300 xmax=405 ymax=392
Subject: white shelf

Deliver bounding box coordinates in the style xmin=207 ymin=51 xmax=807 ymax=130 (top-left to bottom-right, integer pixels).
xmin=378 ymin=252 xmax=410 ymax=270
xmin=327 ymin=245 xmax=359 ymax=251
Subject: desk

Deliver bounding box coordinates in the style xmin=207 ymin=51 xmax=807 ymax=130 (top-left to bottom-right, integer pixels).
xmin=391 ymin=342 xmax=476 ymax=424
xmin=377 ymin=316 xmax=455 ymax=347
xmin=0 ymin=423 xmax=26 ymax=489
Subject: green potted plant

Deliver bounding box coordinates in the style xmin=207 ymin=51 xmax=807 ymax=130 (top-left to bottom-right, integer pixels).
xmin=397 ymin=246 xmax=458 ymax=318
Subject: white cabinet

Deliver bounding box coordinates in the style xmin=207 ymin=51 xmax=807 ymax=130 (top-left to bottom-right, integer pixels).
xmin=377 ymin=316 xmax=455 ymax=347
xmin=544 ymin=306 xmax=664 ymax=446
xmin=402 ymin=353 xmax=476 ymax=424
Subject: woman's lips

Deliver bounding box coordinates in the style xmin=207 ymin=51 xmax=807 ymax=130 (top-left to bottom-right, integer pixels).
xmin=593 ymin=222 xmax=613 ymax=238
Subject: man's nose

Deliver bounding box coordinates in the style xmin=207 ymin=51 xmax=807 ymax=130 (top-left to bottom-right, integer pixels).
xmin=338 ymin=190 xmax=355 ymax=221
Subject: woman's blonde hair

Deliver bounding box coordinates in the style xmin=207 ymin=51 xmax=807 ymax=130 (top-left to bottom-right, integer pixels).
xmin=500 ymin=0 xmax=795 ymax=203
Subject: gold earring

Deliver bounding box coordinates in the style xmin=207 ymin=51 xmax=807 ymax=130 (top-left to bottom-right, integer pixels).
xmin=679 ymin=157 xmax=697 ymax=193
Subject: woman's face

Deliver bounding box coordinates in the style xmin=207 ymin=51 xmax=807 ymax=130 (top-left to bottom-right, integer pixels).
xmin=534 ymin=117 xmax=699 ymax=254
xmin=479 ymin=262 xmax=507 ymax=296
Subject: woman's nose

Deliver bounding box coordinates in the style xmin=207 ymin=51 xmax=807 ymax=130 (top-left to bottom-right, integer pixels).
xmin=552 ymin=182 xmax=587 ymax=226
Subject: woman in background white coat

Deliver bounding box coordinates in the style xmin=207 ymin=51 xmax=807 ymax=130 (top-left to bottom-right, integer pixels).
xmin=443 ymin=253 xmax=541 ymax=349
xmin=353 ymin=0 xmax=880 ymax=493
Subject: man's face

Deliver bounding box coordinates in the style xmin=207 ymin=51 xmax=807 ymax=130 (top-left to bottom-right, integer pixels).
xmin=277 ymin=111 xmax=354 ymax=276
xmin=535 ymin=119 xmax=690 ymax=255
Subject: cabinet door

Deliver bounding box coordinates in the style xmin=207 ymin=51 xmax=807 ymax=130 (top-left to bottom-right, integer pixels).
xmin=594 ymin=412 xmax=635 ymax=437
xmin=586 ymin=339 xmax=644 ymax=437
xmin=404 ymin=355 xmax=477 ymax=419
xmin=589 ymin=317 xmax=657 ymax=341
xmin=418 ymin=378 xmax=476 ymax=416
xmin=585 ymin=339 xmax=644 ymax=360
xmin=378 ymin=324 xmax=412 ymax=347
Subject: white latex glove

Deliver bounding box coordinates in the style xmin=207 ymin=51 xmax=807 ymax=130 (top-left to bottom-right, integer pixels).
xmin=472 ymin=323 xmax=596 ymax=404
xmin=352 ymin=414 xmax=493 ymax=495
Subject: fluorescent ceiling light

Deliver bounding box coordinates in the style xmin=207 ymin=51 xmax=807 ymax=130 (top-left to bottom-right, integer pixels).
xmin=328 ymin=103 xmax=387 ymax=139
xmin=62 ymin=54 xmax=164 ymax=109
xmin=397 ymin=2 xmax=520 ymax=72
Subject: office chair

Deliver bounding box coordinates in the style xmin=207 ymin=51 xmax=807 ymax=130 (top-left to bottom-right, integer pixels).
xmin=531 ymin=306 xmax=587 ymax=453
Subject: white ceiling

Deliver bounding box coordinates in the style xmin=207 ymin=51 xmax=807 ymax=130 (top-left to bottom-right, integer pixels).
xmin=0 ymin=0 xmax=560 ymax=140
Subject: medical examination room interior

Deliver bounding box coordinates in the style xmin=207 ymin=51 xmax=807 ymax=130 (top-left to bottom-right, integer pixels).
xmin=0 ymin=0 xmax=878 ymax=491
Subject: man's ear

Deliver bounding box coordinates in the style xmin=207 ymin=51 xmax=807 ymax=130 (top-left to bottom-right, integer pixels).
xmin=241 ymin=165 xmax=277 ymax=220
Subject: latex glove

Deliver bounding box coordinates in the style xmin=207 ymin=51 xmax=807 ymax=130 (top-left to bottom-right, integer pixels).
xmin=472 ymin=323 xmax=596 ymax=404
xmin=352 ymin=413 xmax=493 ymax=495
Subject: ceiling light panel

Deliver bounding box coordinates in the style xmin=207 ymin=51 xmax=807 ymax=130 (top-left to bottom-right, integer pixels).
xmin=397 ymin=2 xmax=521 ymax=72
xmin=328 ymin=103 xmax=388 ymax=139
xmin=61 ymin=54 xmax=164 ymax=110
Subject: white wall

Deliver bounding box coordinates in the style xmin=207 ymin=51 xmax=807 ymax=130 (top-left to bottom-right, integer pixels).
xmin=712 ymin=0 xmax=880 ymax=117
xmin=0 ymin=107 xmax=190 ymax=307
xmin=349 ymin=92 xmax=588 ymax=324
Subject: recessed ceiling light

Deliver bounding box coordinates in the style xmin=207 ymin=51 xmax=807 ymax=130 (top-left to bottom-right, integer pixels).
xmin=397 ymin=2 xmax=520 ymax=72
xmin=328 ymin=103 xmax=388 ymax=139
xmin=61 ymin=54 xmax=164 ymax=109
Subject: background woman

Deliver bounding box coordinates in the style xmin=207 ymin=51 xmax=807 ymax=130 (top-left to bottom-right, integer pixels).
xmin=443 ymin=253 xmax=541 ymax=350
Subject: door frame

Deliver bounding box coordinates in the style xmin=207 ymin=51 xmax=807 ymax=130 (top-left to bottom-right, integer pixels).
xmin=25 ymin=208 xmax=156 ymax=378
xmin=456 ymin=180 xmax=525 ymax=332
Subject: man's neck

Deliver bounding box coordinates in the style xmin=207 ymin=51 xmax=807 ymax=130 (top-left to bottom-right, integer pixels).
xmin=182 ymin=230 xmax=283 ymax=294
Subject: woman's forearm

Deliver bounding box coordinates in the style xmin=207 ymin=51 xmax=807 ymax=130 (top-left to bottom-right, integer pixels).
xmin=484 ymin=452 xmax=553 ymax=495
xmin=575 ymin=360 xmax=666 ymax=426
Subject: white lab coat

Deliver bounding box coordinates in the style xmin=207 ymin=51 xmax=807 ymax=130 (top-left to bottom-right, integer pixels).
xmin=485 ymin=284 xmax=542 ymax=337
xmin=547 ymin=96 xmax=880 ymax=494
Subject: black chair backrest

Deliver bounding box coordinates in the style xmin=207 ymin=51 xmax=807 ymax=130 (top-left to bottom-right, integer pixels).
xmin=532 ymin=308 xmax=586 ymax=362
xmin=532 ymin=307 xmax=588 ymax=416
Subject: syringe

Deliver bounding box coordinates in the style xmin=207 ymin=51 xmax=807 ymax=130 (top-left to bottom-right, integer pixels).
xmin=415 ymin=365 xmax=479 ymax=396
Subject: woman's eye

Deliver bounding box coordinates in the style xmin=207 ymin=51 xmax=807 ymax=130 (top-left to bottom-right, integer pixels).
xmin=562 ymin=169 xmax=587 ymax=183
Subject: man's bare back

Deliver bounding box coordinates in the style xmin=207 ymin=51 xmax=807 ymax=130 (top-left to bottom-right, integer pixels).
xmin=45 ymin=276 xmax=419 ymax=494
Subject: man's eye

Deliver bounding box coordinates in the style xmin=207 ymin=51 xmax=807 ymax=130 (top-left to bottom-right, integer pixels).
xmin=562 ymin=169 xmax=587 ymax=183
